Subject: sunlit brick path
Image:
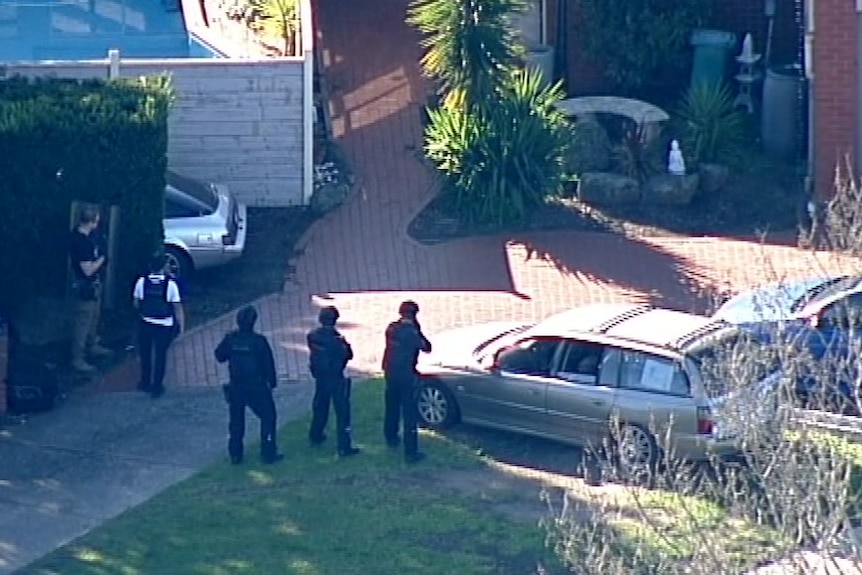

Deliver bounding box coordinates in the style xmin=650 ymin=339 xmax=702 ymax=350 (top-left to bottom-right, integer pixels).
xmin=95 ymin=0 xmax=858 ymax=393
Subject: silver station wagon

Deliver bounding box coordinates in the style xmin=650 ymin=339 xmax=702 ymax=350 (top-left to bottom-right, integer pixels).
xmin=415 ymin=303 xmax=778 ymax=470
xmin=163 ymin=171 xmax=247 ymax=278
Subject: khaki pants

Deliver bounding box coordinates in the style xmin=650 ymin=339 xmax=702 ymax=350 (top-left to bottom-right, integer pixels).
xmin=70 ymin=292 xmax=101 ymax=364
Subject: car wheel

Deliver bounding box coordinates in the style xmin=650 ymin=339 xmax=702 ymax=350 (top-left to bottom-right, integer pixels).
xmin=165 ymin=246 xmax=193 ymax=279
xmin=416 ymin=380 xmax=459 ymax=430
xmin=614 ymin=423 xmax=659 ymax=483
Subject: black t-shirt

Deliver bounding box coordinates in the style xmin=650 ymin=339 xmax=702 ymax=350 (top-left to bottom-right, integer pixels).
xmin=69 ymin=230 xmax=98 ymax=282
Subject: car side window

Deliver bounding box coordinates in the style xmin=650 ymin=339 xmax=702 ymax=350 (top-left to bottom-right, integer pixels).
xmin=555 ymin=340 xmax=606 ymax=385
xmin=497 ymin=337 xmax=560 ymax=376
xmin=618 ymin=350 xmax=690 ymax=396
xmin=164 ymin=196 xmax=200 ymax=219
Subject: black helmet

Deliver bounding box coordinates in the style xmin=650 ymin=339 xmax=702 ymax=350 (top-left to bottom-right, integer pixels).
xmin=398 ymin=300 xmax=419 ymax=318
xmin=236 ymin=305 xmax=258 ymax=331
xmin=318 ymin=306 xmax=339 ymax=326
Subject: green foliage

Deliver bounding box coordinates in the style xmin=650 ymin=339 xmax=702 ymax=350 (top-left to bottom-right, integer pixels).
xmin=250 ymin=0 xmax=299 ymax=55
xmin=611 ymin=121 xmax=664 ymax=183
xmin=674 ymin=82 xmax=745 ymax=167
xmin=0 ymin=75 xmax=172 ymax=318
xmin=425 ymin=69 xmax=571 ymax=225
xmin=580 ymin=0 xmax=711 ymax=95
xmin=564 ymin=120 xmax=612 ymax=176
xmin=408 ymin=0 xmax=526 ymax=110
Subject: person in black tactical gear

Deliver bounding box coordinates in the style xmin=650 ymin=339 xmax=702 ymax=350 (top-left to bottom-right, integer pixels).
xmin=215 ymin=305 xmax=283 ymax=465
xmin=133 ymin=252 xmax=184 ymax=398
xmin=307 ymin=306 xmax=360 ymax=457
xmin=382 ymin=300 xmax=432 ymax=464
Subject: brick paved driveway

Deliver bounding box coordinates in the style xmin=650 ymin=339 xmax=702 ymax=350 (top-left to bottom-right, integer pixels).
xmin=98 ymin=0 xmax=859 ymax=393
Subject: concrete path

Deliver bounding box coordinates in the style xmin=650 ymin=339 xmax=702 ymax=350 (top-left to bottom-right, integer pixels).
xmin=2 ymin=0 xmax=861 ymax=572
xmin=0 ymin=383 xmax=312 ymax=574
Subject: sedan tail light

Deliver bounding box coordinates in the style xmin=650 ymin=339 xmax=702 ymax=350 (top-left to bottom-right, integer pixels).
xmin=222 ymin=197 xmax=240 ymax=246
xmin=696 ymin=406 xmax=715 ymax=435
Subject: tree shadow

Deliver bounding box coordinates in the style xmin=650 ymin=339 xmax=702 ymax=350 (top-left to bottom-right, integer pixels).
xmin=507 ymin=230 xmax=726 ymax=314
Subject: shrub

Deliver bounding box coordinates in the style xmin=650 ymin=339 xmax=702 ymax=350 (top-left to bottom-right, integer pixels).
xmin=673 ymin=82 xmax=745 ymax=168
xmin=564 ymin=119 xmax=612 ymax=176
xmin=0 ymin=75 xmax=173 ymax=321
xmin=579 ymin=0 xmax=712 ymax=97
xmin=424 ymin=68 xmax=570 ymax=224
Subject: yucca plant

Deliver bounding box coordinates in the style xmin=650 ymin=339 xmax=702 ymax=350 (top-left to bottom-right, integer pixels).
xmin=408 ymin=0 xmax=526 ymax=110
xmin=674 ymin=82 xmax=745 ymax=167
xmin=425 ymin=69 xmax=570 ymax=224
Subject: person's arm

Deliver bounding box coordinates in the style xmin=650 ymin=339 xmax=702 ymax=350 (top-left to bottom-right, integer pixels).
xmin=168 ymin=280 xmax=184 ymax=333
xmin=412 ymin=323 xmax=432 ymax=353
xmin=214 ymin=334 xmax=231 ymax=363
xmin=173 ymin=303 xmax=185 ymax=333
xmin=132 ymin=278 xmax=143 ymax=311
xmin=341 ymin=335 xmax=354 ymax=361
xmin=261 ymin=337 xmax=278 ymax=389
xmin=79 ymin=257 xmax=105 ymax=278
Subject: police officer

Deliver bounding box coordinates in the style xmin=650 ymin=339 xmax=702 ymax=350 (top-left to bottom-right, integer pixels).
xmin=133 ymin=252 xmax=184 ymax=398
xmin=307 ymin=306 xmax=360 ymax=457
xmin=382 ymin=300 xmax=432 ymax=464
xmin=215 ymin=305 xmax=283 ymax=465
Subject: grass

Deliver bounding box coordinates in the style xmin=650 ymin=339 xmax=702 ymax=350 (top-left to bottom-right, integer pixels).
xmin=20 ymin=380 xmax=556 ymax=575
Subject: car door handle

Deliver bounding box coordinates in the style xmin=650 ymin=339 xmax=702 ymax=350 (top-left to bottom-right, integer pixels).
xmin=591 ymin=400 xmax=604 ymax=406
xmin=530 ymin=389 xmax=541 ymax=395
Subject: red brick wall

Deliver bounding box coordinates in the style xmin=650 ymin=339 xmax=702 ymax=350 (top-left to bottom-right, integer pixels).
xmin=813 ymin=0 xmax=858 ymax=198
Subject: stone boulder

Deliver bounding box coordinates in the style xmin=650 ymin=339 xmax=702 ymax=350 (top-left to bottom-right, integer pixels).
xmin=643 ymin=174 xmax=700 ymax=206
xmin=577 ymin=172 xmax=641 ymax=206
xmin=565 ymin=119 xmax=613 ymax=175
xmin=699 ymin=163 xmax=730 ymax=194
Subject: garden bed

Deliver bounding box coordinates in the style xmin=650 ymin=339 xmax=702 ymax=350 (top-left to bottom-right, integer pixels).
xmin=408 ymin=157 xmax=804 ymax=244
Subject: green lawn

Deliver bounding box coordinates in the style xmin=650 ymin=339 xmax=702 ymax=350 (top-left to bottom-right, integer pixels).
xmin=21 ymin=380 xmax=555 ymax=575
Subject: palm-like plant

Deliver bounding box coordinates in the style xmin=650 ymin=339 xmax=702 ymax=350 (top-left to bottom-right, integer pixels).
xmin=425 ymin=69 xmax=570 ymax=224
xmin=674 ymin=82 xmax=745 ymax=167
xmin=250 ymin=0 xmax=299 ymax=56
xmin=408 ymin=0 xmax=526 ymax=110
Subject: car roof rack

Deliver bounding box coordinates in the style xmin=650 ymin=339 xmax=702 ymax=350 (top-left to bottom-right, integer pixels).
xmin=591 ymin=305 xmax=652 ymax=334
xmin=670 ymin=319 xmax=732 ymax=350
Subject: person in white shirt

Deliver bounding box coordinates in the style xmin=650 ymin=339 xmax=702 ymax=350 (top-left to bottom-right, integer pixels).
xmin=132 ymin=252 xmax=184 ymax=398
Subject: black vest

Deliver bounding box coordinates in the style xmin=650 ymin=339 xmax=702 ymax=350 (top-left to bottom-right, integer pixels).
xmin=227 ymin=332 xmax=262 ymax=385
xmin=140 ymin=275 xmax=172 ymax=320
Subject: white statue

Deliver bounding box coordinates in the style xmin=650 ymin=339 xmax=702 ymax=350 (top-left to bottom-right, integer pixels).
xmin=668 ymin=139 xmax=686 ymax=176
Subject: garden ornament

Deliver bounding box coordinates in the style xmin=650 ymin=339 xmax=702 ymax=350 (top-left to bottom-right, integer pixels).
xmin=668 ymin=140 xmax=686 ymax=176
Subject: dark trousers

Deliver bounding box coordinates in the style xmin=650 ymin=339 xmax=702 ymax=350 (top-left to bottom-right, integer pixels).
xmin=138 ymin=320 xmax=174 ymax=391
xmin=227 ymin=385 xmax=278 ymax=460
xmin=384 ymin=374 xmax=419 ymax=457
xmin=308 ymin=376 xmax=353 ymax=452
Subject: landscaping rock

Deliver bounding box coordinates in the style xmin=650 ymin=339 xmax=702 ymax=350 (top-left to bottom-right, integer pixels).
xmin=699 ymin=163 xmax=730 ymax=194
xmin=643 ymin=174 xmax=700 ymax=206
xmin=566 ymin=119 xmax=612 ymax=174
xmin=578 ymin=172 xmax=641 ymax=206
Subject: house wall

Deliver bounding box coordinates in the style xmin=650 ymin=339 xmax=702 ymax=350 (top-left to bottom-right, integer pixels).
xmin=812 ymin=0 xmax=857 ymax=198
xmin=0 ymin=57 xmax=307 ymax=207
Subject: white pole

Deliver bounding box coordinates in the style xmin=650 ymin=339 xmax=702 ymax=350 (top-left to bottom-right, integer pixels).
xmin=300 ymin=0 xmax=314 ymax=206
xmin=108 ymin=49 xmax=120 ymax=79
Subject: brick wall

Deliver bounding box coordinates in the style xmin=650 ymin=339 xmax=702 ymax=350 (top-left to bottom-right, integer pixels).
xmin=812 ymin=0 xmax=858 ymax=198
xmin=2 ymin=58 xmax=308 ymax=207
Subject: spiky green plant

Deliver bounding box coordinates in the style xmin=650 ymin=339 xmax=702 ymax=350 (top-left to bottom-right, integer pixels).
xmin=408 ymin=0 xmax=527 ymax=110
xmin=424 ymin=68 xmax=570 ymax=224
xmin=674 ymin=82 xmax=745 ymax=167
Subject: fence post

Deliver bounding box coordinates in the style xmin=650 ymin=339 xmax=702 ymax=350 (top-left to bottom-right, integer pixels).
xmin=108 ymin=49 xmax=120 ymax=79
xmin=300 ymin=0 xmax=314 ymax=206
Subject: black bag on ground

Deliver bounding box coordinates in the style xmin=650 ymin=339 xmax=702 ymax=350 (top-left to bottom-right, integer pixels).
xmin=6 ymin=338 xmax=59 ymax=415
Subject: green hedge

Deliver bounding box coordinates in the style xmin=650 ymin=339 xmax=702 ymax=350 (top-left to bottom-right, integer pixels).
xmin=0 ymin=75 xmax=173 ymax=321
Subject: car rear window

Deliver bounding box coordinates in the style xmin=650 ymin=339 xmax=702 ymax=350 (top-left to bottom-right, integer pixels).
xmin=166 ymin=171 xmax=219 ymax=212
xmin=686 ymin=329 xmax=778 ymax=398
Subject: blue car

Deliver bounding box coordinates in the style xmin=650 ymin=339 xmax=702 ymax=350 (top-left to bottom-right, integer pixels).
xmin=714 ymin=274 xmax=862 ymax=413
